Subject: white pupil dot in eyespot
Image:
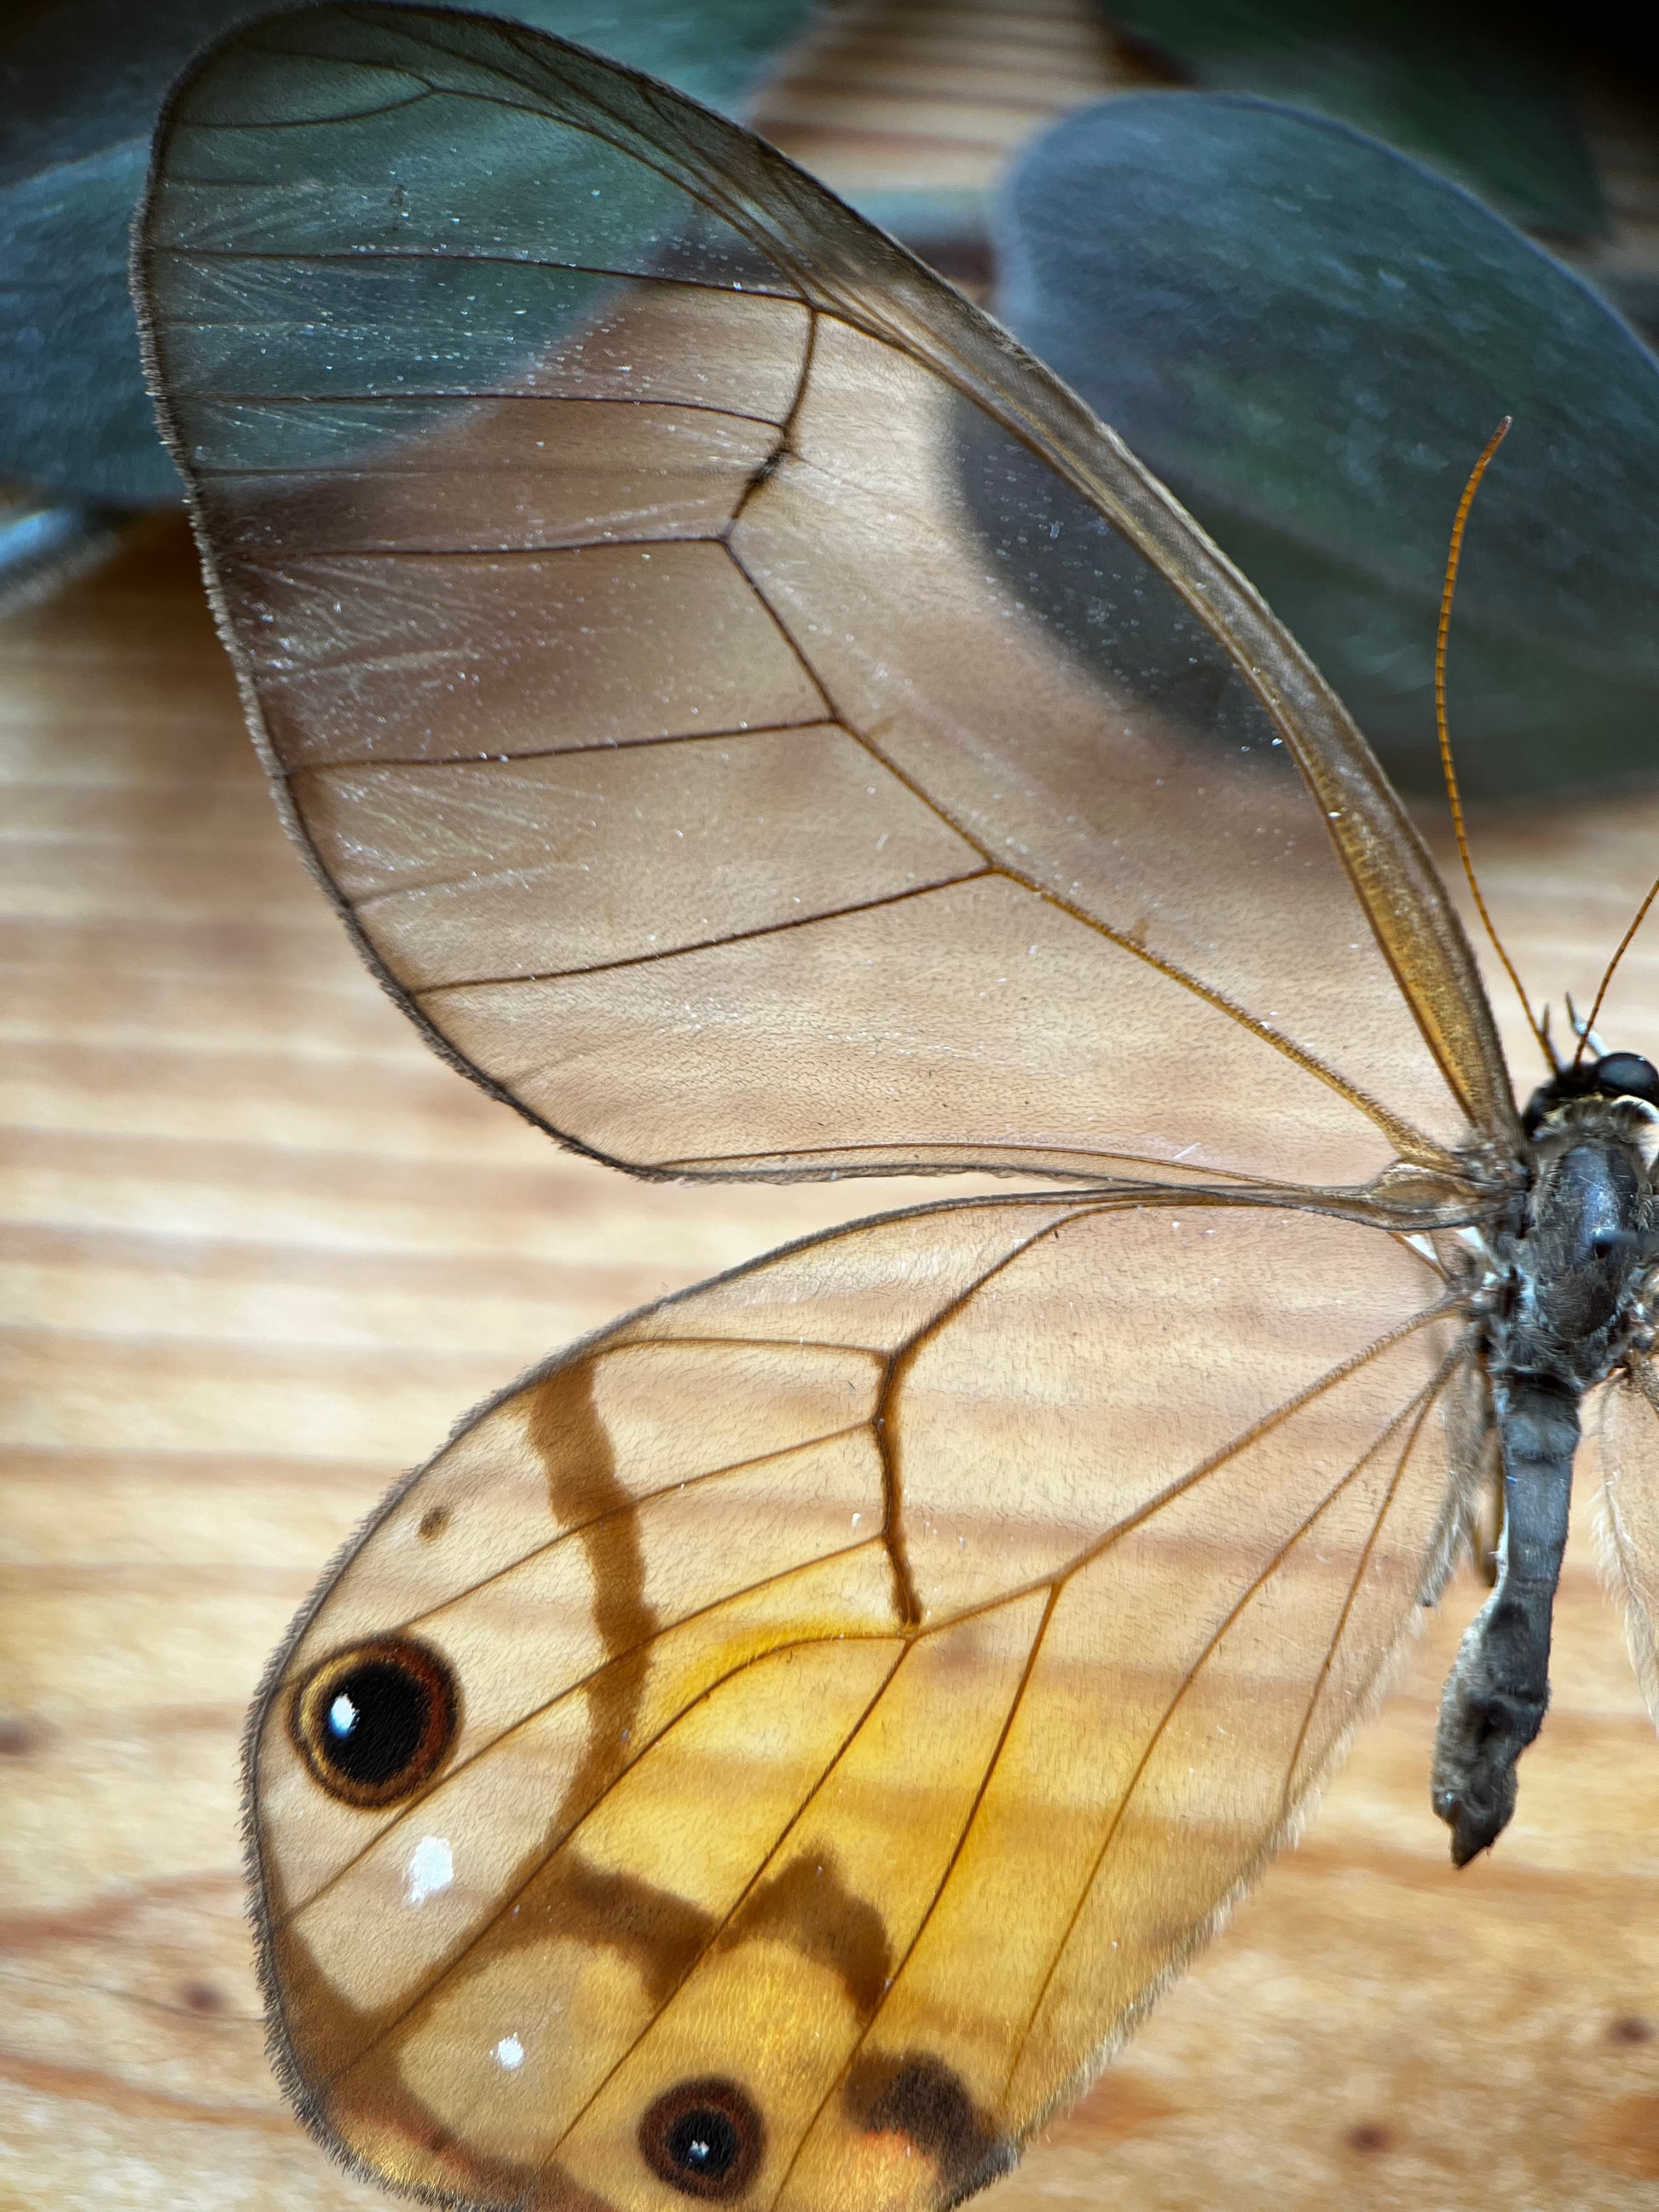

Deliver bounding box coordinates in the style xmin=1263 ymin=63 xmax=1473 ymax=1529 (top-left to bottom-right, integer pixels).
xmin=328 ymin=1693 xmax=357 ymax=1738
xmin=495 ymin=2035 xmax=524 ymax=2071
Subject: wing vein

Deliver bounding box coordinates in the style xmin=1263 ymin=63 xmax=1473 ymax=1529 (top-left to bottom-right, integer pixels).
xmin=411 ymin=873 xmax=996 ymax=992
xmin=762 ymin=1585 xmax=1062 ymax=2210
xmin=541 ymin=1638 xmax=917 ymax=2157
xmin=715 ymin=538 xmax=1458 ymax=1171
xmin=291 ymin=716 xmax=841 ymax=772
xmin=306 ymin=1622 xmax=906 ymax=2090
xmin=332 ymin=1417 xmax=881 ymax=1652
xmin=175 ymin=390 xmax=789 ymax=415
xmin=156 ymin=245 xmax=800 ymax=301
xmin=1000 ymin=1356 xmax=1463 ymax=2095
xmin=1274 ymin=1366 xmax=1457 ymax=1822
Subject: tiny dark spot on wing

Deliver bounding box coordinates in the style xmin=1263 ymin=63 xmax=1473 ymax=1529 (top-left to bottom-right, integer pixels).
xmin=419 ymin=1504 xmax=450 ymax=1540
xmin=1611 ymin=2015 xmax=1656 ymax=2045
xmin=180 ymin=1980 xmax=225 ymax=2015
xmin=0 ymin=1717 xmax=41 ymax=1756
xmin=1345 ymin=2122 xmax=1391 ymax=2153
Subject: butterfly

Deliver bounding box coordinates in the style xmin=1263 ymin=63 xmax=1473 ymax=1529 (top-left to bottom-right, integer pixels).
xmin=131 ymin=8 xmax=1659 ymax=2209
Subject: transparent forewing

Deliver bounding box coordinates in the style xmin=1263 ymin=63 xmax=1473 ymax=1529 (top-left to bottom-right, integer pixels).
xmin=136 ymin=5 xmax=1513 ymax=1193
xmin=1596 ymin=1356 xmax=1659 ymax=1724
xmin=250 ymin=1193 xmax=1477 ymax=2212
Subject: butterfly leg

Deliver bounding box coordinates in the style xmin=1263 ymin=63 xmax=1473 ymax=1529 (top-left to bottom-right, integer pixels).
xmin=1431 ymin=1374 xmax=1579 ymax=1865
xmin=1465 ymin=1443 xmax=1504 ymax=1590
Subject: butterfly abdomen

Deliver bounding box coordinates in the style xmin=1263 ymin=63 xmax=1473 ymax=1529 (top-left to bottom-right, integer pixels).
xmin=1435 ymin=1072 xmax=1659 ymax=1864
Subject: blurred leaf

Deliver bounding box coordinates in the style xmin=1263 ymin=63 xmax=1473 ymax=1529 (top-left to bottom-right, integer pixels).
xmin=0 ymin=0 xmax=817 ymax=506
xmin=993 ymin=93 xmax=1659 ymax=799
xmin=1101 ymin=0 xmax=1604 ymax=236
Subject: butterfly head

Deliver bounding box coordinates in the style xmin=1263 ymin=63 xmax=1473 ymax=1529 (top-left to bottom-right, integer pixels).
xmin=1521 ymin=1051 xmax=1659 ymax=1140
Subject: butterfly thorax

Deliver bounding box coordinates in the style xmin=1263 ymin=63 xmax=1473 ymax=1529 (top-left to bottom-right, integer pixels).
xmin=1494 ymin=1089 xmax=1659 ymax=1396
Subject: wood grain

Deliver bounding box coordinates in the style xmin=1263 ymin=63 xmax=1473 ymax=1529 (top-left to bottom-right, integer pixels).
xmin=752 ymin=0 xmax=1167 ymax=202
xmin=11 ymin=7 xmax=1659 ymax=2203
xmin=4 ymin=490 xmax=1659 ymax=2212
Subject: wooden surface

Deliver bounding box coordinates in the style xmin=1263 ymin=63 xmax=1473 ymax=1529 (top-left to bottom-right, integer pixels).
xmin=11 ymin=9 xmax=1659 ymax=2206
xmin=5 ymin=493 xmax=1659 ymax=2212
xmin=752 ymin=0 xmax=1166 ymax=219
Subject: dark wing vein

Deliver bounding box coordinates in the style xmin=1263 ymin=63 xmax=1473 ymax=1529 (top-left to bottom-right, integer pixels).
xmin=181 ymin=393 xmax=792 ymax=420
xmin=877 ymin=1200 xmax=1110 ymax=1620
xmin=540 ymin=1637 xmax=933 ymax=2159
xmin=305 ymin=1415 xmax=882 ymax=1664
xmin=1273 ymin=1367 xmax=1457 ymax=1821
xmin=158 ymin=245 xmax=799 ymax=301
xmin=415 ymin=875 xmax=995 ymax=993
xmin=302 ymin=717 xmax=841 ymax=772
xmin=720 ymin=517 xmax=1457 ymax=1173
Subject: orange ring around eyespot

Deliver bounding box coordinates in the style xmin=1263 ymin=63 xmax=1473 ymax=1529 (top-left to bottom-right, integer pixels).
xmin=289 ymin=1635 xmax=459 ymax=1810
xmin=638 ymin=2078 xmax=766 ymax=2200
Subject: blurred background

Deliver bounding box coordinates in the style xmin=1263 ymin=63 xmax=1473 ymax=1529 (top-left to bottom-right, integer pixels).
xmin=4 ymin=3 xmax=1659 ymax=2208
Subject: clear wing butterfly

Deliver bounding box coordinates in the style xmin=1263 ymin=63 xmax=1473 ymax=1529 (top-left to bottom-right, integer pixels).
xmin=131 ymin=10 xmax=1659 ymax=2209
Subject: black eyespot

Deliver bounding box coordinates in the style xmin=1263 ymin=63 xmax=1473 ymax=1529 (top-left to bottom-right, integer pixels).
xmin=291 ymin=1636 xmax=458 ymax=1808
xmin=1595 ymin=1052 xmax=1659 ymax=1106
xmin=639 ymin=2078 xmax=764 ymax=2200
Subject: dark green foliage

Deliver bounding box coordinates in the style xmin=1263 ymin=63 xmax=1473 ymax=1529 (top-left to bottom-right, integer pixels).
xmin=996 ymin=95 xmax=1659 ymax=796
xmin=1101 ymin=0 xmax=1603 ymax=235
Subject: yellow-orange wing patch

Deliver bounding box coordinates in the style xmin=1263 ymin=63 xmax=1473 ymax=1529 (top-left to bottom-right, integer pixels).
xmin=250 ymin=1193 xmax=1474 ymax=2210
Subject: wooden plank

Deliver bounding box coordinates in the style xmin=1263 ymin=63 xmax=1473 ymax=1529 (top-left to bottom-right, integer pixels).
xmin=6 ymin=10 xmax=1659 ymax=2208
xmin=5 ymin=498 xmax=1659 ymax=2210
xmin=751 ymin=0 xmax=1167 ymax=207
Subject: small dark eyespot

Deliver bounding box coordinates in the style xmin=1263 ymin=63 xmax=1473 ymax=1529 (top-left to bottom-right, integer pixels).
xmin=1595 ymin=1052 xmax=1659 ymax=1106
xmin=639 ymin=2078 xmax=764 ymax=2200
xmin=291 ymin=1636 xmax=458 ymax=1808
xmin=418 ymin=1504 xmax=449 ymax=1540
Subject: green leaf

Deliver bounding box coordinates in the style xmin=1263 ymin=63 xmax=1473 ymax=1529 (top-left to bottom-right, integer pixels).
xmin=1101 ymin=0 xmax=1603 ymax=235
xmin=995 ymin=93 xmax=1659 ymax=798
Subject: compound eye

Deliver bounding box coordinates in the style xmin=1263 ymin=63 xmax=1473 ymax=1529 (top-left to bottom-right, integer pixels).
xmin=291 ymin=1637 xmax=458 ymax=1808
xmin=1595 ymin=1052 xmax=1659 ymax=1106
xmin=639 ymin=2079 xmax=765 ymax=2199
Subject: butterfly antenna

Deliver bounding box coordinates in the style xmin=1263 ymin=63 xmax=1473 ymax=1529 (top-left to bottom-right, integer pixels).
xmin=1435 ymin=416 xmax=1551 ymax=1067
xmin=1570 ymin=872 xmax=1659 ymax=1069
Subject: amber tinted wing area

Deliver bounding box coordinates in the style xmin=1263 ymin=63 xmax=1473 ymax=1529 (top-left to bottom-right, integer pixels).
xmin=136 ymin=5 xmax=1512 ymax=1193
xmin=251 ymin=1192 xmax=1475 ymax=2211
